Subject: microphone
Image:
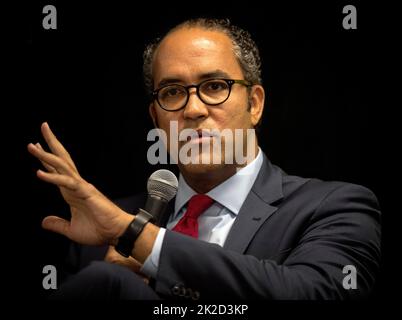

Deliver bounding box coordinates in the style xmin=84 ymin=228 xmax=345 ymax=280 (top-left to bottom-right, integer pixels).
xmin=144 ymin=169 xmax=178 ymax=225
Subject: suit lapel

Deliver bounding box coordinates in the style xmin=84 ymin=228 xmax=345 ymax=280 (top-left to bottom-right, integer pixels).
xmin=223 ymin=154 xmax=284 ymax=253
xmin=223 ymin=192 xmax=278 ymax=253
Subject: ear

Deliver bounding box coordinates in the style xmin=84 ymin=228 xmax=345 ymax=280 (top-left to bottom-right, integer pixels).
xmin=149 ymin=103 xmax=159 ymax=128
xmin=248 ymin=85 xmax=265 ymax=127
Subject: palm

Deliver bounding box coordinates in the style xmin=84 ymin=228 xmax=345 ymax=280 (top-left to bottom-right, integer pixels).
xmin=65 ymin=190 xmax=124 ymax=245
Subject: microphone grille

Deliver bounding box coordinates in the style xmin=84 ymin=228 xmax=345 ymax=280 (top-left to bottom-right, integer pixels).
xmin=147 ymin=169 xmax=178 ymax=201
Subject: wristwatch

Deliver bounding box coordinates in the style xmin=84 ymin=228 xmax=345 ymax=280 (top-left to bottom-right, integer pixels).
xmin=115 ymin=208 xmax=155 ymax=258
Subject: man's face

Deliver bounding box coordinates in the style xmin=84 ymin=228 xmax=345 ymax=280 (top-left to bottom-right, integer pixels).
xmin=149 ymin=27 xmax=264 ymax=176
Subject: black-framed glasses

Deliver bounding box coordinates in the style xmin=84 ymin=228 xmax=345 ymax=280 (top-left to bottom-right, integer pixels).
xmin=152 ymin=78 xmax=252 ymax=112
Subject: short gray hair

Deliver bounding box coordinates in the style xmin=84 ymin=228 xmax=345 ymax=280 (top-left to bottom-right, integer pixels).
xmin=143 ymin=18 xmax=262 ymax=95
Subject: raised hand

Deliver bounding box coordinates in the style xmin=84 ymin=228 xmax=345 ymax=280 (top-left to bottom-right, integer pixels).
xmin=28 ymin=122 xmax=133 ymax=245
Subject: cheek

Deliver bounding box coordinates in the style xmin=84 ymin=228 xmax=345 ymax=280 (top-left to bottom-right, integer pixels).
xmin=155 ymin=110 xmax=176 ymax=130
xmin=155 ymin=113 xmax=182 ymax=148
xmin=212 ymin=104 xmax=252 ymax=129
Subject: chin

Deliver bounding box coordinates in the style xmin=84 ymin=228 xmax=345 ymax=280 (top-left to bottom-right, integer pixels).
xmin=177 ymin=146 xmax=236 ymax=177
xmin=179 ymin=158 xmax=227 ymax=177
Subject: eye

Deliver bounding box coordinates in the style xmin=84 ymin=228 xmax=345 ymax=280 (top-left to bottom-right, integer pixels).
xmin=160 ymin=86 xmax=186 ymax=99
xmin=166 ymin=88 xmax=179 ymax=96
xmin=204 ymin=80 xmax=227 ymax=91
xmin=207 ymin=81 xmax=227 ymax=91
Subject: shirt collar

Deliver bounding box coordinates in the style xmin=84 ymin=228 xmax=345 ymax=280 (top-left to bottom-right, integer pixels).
xmin=174 ymin=147 xmax=263 ymax=217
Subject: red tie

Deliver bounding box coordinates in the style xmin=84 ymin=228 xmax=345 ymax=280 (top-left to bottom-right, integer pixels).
xmin=172 ymin=194 xmax=214 ymax=238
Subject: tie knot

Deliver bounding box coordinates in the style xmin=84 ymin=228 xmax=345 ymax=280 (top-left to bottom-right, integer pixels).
xmin=185 ymin=194 xmax=214 ymax=219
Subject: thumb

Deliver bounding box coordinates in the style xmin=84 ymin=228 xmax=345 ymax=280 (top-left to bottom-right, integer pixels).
xmin=42 ymin=216 xmax=71 ymax=237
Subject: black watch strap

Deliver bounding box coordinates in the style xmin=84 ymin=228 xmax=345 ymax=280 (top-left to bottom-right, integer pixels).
xmin=115 ymin=209 xmax=154 ymax=258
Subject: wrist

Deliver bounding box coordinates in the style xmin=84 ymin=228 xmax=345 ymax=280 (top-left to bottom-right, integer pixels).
xmin=110 ymin=212 xmax=134 ymax=246
xmin=114 ymin=209 xmax=155 ymax=258
xmin=130 ymin=222 xmax=160 ymax=263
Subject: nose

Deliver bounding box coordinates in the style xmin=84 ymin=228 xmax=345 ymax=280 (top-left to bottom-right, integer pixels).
xmin=183 ymin=88 xmax=209 ymax=120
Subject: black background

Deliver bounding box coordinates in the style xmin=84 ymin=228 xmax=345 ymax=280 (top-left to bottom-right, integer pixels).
xmin=6 ymin=1 xmax=395 ymax=307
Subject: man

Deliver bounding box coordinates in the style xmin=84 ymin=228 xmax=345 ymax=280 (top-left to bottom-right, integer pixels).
xmin=28 ymin=18 xmax=381 ymax=299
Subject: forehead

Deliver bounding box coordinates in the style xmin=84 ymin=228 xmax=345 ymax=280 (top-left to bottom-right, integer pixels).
xmin=152 ymin=27 xmax=244 ymax=85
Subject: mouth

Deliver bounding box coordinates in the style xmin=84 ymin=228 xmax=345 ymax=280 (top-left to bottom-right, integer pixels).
xmin=185 ymin=129 xmax=217 ymax=144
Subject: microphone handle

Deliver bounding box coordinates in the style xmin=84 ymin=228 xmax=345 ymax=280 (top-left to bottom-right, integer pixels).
xmin=144 ymin=194 xmax=168 ymax=226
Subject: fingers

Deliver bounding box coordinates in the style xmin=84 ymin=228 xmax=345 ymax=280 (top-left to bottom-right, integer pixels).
xmin=105 ymin=246 xmax=143 ymax=273
xmin=40 ymin=122 xmax=78 ymax=172
xmin=28 ymin=143 xmax=74 ymax=176
xmin=36 ymin=143 xmax=57 ymax=173
xmin=42 ymin=216 xmax=71 ymax=238
xmin=36 ymin=169 xmax=79 ymax=191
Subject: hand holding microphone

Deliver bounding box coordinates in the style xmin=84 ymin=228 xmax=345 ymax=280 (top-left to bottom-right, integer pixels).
xmin=105 ymin=170 xmax=178 ymax=273
xmin=114 ymin=169 xmax=178 ymax=257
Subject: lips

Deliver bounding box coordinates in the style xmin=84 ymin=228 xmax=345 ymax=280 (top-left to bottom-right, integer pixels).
xmin=185 ymin=129 xmax=216 ymax=143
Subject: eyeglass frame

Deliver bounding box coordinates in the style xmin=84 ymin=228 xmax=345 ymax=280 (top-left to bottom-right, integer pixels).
xmin=152 ymin=78 xmax=252 ymax=112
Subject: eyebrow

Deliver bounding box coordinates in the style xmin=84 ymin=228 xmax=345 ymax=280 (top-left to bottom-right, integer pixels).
xmin=156 ymin=70 xmax=232 ymax=88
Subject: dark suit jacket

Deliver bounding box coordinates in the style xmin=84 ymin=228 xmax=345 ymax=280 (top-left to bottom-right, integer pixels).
xmin=68 ymin=153 xmax=381 ymax=300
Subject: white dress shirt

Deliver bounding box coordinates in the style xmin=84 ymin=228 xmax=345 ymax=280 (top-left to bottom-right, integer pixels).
xmin=141 ymin=148 xmax=263 ymax=278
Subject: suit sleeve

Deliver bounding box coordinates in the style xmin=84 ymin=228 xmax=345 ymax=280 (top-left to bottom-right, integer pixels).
xmin=155 ymin=184 xmax=381 ymax=299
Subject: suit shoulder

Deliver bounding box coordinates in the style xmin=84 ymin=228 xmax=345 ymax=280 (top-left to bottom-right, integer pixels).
xmin=280 ymin=171 xmax=380 ymax=219
xmin=282 ymin=171 xmax=378 ymax=204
